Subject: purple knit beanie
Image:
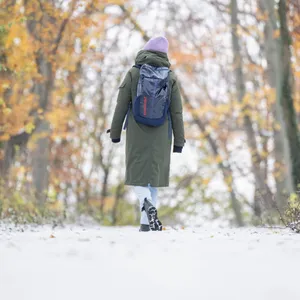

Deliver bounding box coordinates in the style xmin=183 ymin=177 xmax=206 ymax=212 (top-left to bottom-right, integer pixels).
xmin=143 ymin=36 xmax=169 ymax=53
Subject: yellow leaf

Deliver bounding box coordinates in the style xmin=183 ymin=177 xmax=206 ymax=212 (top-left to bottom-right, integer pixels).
xmin=242 ymin=93 xmax=251 ymax=105
xmin=215 ymin=155 xmax=223 ymax=164
xmin=0 ymin=134 xmax=10 ymax=141
xmin=25 ymin=122 xmax=35 ymax=134
xmin=202 ymin=178 xmax=211 ymax=186
xmin=273 ymin=29 xmax=280 ymax=39
xmin=2 ymin=83 xmax=10 ymax=90
xmin=3 ymin=108 xmax=12 ymax=115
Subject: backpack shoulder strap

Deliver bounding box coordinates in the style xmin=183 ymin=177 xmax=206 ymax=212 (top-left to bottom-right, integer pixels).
xmin=166 ymin=70 xmax=172 ymax=139
xmin=133 ymin=64 xmax=142 ymax=69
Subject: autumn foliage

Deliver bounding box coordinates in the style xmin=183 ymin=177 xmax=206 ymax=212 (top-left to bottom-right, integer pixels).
xmin=0 ymin=0 xmax=300 ymax=226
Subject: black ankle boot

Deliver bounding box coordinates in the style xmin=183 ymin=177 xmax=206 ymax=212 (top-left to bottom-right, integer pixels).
xmin=142 ymin=198 xmax=162 ymax=231
xmin=139 ymin=224 xmax=150 ymax=232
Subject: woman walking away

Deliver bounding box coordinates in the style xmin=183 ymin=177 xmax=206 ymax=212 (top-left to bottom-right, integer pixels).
xmin=109 ymin=36 xmax=185 ymax=231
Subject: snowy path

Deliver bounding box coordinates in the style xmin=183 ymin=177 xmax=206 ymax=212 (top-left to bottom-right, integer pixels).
xmin=1 ymin=225 xmax=299 ymax=300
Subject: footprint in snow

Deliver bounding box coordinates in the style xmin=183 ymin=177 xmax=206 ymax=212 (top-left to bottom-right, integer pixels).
xmin=78 ymin=238 xmax=90 ymax=242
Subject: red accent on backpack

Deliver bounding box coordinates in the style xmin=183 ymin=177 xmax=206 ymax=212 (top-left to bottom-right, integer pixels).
xmin=144 ymin=96 xmax=147 ymax=116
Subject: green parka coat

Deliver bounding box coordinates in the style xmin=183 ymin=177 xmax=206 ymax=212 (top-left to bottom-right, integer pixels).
xmin=110 ymin=50 xmax=185 ymax=187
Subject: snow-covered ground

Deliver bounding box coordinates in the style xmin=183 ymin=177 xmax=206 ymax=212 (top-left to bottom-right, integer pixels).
xmin=1 ymin=225 xmax=299 ymax=300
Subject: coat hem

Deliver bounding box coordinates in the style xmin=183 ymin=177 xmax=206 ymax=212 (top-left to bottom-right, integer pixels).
xmin=125 ymin=181 xmax=169 ymax=188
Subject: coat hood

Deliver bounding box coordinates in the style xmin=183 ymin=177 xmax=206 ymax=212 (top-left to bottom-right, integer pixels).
xmin=135 ymin=50 xmax=171 ymax=68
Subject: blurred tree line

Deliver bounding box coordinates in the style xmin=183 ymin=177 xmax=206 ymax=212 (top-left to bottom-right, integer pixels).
xmin=0 ymin=0 xmax=300 ymax=226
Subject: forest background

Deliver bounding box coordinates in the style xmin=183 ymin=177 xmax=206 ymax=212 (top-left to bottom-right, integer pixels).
xmin=1 ymin=0 xmax=300 ymax=228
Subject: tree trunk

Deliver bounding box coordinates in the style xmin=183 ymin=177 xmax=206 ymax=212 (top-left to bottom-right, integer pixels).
xmin=111 ymin=183 xmax=125 ymax=225
xmin=31 ymin=121 xmax=50 ymax=205
xmin=278 ymin=0 xmax=300 ymax=189
xmin=259 ymin=0 xmax=294 ymax=210
xmin=1 ymin=133 xmax=30 ymax=177
xmin=231 ymin=0 xmax=273 ymax=210
xmin=31 ymin=52 xmax=53 ymax=206
xmin=100 ymin=168 xmax=109 ymax=214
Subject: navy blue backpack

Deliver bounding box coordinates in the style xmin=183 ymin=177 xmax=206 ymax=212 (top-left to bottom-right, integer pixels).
xmin=124 ymin=64 xmax=172 ymax=137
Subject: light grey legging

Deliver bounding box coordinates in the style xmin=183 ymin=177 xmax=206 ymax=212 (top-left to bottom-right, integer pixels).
xmin=133 ymin=184 xmax=158 ymax=225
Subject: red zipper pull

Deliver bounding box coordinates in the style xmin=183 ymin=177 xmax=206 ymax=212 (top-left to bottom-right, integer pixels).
xmin=144 ymin=96 xmax=147 ymax=116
